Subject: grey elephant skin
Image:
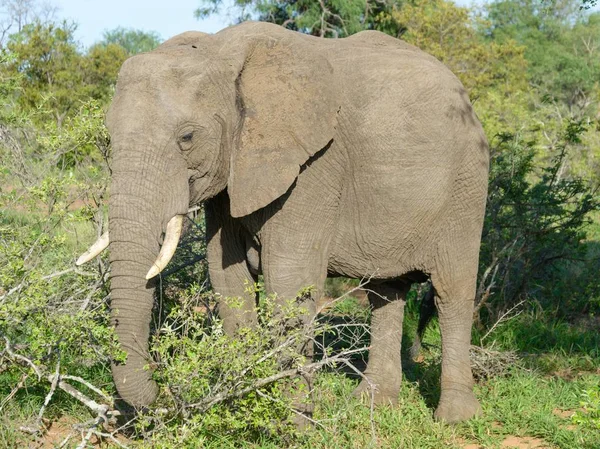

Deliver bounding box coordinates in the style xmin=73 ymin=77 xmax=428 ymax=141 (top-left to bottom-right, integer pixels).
xmin=94 ymin=21 xmax=489 ymax=423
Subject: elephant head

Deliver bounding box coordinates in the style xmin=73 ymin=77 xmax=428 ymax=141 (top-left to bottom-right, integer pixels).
xmin=77 ymin=22 xmax=339 ymax=407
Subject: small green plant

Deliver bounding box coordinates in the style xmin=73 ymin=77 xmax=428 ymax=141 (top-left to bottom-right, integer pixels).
xmin=573 ymin=386 xmax=600 ymax=429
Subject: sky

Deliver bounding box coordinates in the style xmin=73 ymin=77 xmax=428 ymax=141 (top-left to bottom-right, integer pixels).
xmin=55 ymin=0 xmax=230 ymax=48
xmin=55 ymin=0 xmax=480 ymax=48
xmin=53 ymin=0 xmax=598 ymax=48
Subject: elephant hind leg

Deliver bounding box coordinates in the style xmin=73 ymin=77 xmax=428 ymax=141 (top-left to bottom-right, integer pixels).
xmin=353 ymin=281 xmax=410 ymax=406
xmin=430 ymin=268 xmax=482 ymax=423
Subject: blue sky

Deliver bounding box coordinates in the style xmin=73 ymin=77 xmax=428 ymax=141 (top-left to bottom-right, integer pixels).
xmin=56 ymin=0 xmax=477 ymax=48
xmin=55 ymin=0 xmax=597 ymax=48
xmin=55 ymin=0 xmax=230 ymax=47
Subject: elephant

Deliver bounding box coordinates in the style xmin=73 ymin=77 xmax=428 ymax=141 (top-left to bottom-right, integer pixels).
xmin=76 ymin=21 xmax=489 ymax=424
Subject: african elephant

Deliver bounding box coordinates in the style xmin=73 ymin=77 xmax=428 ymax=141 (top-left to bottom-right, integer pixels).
xmin=77 ymin=21 xmax=489 ymax=423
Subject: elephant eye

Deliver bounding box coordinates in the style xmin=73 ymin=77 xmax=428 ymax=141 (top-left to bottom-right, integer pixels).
xmin=180 ymin=132 xmax=194 ymax=143
xmin=178 ymin=131 xmax=194 ymax=152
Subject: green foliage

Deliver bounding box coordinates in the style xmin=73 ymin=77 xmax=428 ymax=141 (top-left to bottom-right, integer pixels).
xmin=38 ymin=98 xmax=111 ymax=168
xmin=3 ymin=21 xmax=126 ymax=127
xmin=573 ymin=387 xmax=600 ymax=429
xmin=485 ymin=1 xmax=600 ymax=114
xmin=136 ymin=285 xmax=302 ymax=446
xmin=99 ymin=27 xmax=162 ymax=55
xmin=477 ymin=120 xmax=600 ymax=323
xmin=0 ymin=44 xmax=118 ymax=441
xmin=195 ymin=0 xmax=404 ymax=37
xmin=82 ymin=42 xmax=128 ymax=101
xmin=6 ymin=21 xmax=84 ymax=125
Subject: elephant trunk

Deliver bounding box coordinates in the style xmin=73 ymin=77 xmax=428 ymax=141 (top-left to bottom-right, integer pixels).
xmin=108 ymin=146 xmax=188 ymax=407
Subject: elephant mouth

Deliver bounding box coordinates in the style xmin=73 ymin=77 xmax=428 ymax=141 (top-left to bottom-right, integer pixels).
xmin=77 ymin=213 xmax=186 ymax=279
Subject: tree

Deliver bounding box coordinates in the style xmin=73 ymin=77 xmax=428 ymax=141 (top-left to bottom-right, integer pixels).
xmin=4 ymin=21 xmax=127 ymax=128
xmin=0 ymin=0 xmax=56 ymax=46
xmin=393 ymin=0 xmax=527 ymax=98
xmin=5 ymin=21 xmax=83 ymax=126
xmin=82 ymin=43 xmax=128 ymax=104
xmin=99 ymin=26 xmax=162 ymax=55
xmin=484 ymin=0 xmax=600 ymax=114
xmin=195 ymin=0 xmax=404 ymax=37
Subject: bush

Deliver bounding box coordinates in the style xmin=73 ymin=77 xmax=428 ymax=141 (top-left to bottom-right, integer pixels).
xmin=476 ymin=119 xmax=600 ymax=326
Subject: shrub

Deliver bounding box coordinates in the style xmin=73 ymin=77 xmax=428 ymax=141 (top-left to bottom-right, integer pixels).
xmin=476 ymin=119 xmax=600 ymax=326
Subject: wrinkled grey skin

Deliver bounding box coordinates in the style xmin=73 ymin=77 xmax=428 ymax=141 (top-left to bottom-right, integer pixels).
xmin=105 ymin=21 xmax=488 ymax=423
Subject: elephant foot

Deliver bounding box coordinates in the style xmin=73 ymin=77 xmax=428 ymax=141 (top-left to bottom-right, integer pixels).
xmin=286 ymin=374 xmax=315 ymax=430
xmin=291 ymin=403 xmax=314 ymax=430
xmin=434 ymin=388 xmax=482 ymax=423
xmin=352 ymin=371 xmax=402 ymax=406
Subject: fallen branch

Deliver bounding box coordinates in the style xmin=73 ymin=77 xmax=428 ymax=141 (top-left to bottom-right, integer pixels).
xmin=187 ymin=346 xmax=369 ymax=412
xmin=2 ymin=336 xmax=121 ymax=441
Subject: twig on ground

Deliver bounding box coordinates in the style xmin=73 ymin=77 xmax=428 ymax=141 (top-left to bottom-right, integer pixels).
xmin=60 ymin=374 xmax=113 ymax=404
xmin=30 ymin=358 xmax=61 ymax=433
xmin=2 ymin=336 xmax=42 ymax=380
xmin=75 ymin=429 xmax=94 ymax=449
xmin=57 ymin=433 xmax=74 ymax=448
xmin=2 ymin=335 xmax=121 ymax=441
xmin=470 ymin=345 xmax=521 ymax=380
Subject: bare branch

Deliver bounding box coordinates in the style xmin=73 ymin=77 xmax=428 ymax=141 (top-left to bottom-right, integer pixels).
xmin=186 ymin=346 xmax=368 ymax=412
xmin=0 ymin=372 xmax=28 ymax=412
xmin=480 ymin=299 xmax=526 ymax=344
xmin=3 ymin=336 xmax=42 ymax=380
xmin=60 ymin=374 xmax=113 ymax=404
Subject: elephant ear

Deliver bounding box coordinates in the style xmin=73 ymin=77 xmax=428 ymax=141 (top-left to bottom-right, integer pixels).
xmin=228 ymin=34 xmax=339 ymax=218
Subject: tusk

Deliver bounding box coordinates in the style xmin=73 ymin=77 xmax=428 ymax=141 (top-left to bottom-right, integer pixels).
xmin=145 ymin=215 xmax=184 ymax=280
xmin=76 ymin=231 xmax=109 ymax=265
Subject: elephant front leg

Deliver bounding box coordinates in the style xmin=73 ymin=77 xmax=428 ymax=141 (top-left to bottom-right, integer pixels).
xmin=205 ymin=194 xmax=257 ymax=335
xmin=261 ymin=249 xmax=329 ymax=427
xmin=353 ymin=281 xmax=410 ymax=405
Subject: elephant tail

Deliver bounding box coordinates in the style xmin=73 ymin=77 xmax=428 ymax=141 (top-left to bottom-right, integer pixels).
xmin=409 ymin=284 xmax=437 ymax=360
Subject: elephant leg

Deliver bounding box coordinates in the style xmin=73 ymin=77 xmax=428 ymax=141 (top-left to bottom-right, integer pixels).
xmin=260 ymin=249 xmax=327 ymax=426
xmin=205 ymin=193 xmax=257 ymax=335
xmin=259 ymin=213 xmax=333 ymax=426
xmin=353 ymin=281 xmax=410 ymax=405
xmin=431 ymin=271 xmax=482 ymax=423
